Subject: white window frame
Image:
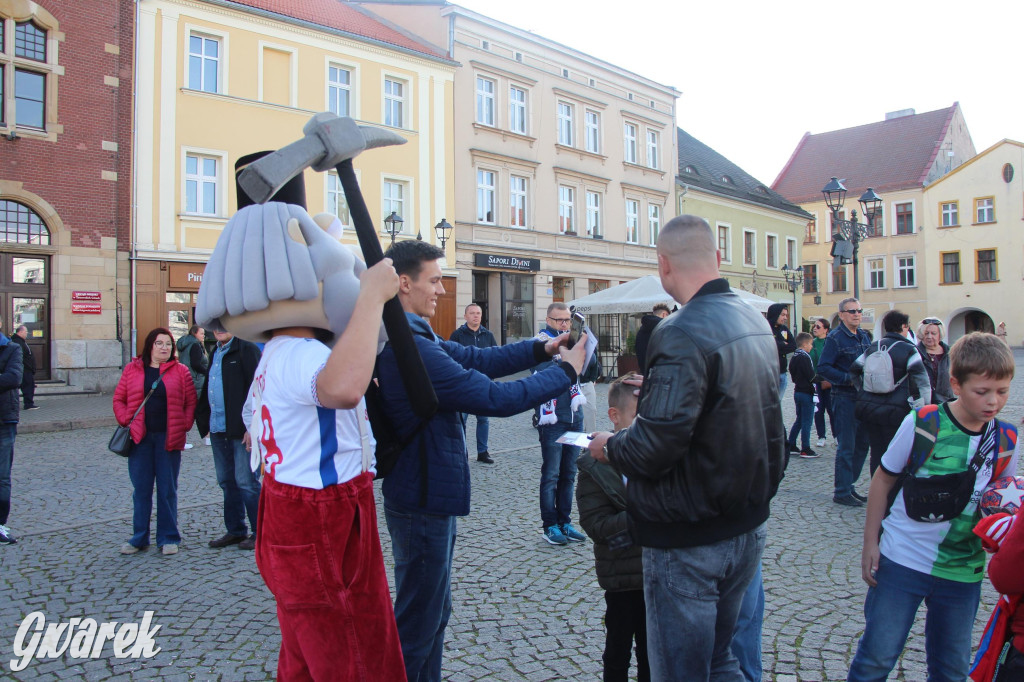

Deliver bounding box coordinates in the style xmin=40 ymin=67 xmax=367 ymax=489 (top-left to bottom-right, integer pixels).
xmin=324 ymin=171 xmax=352 ymax=228
xmin=785 ymin=237 xmax=798 ymax=269
xmin=586 ymin=191 xmax=601 ymax=237
xmin=557 ymin=101 xmax=574 ymax=146
xmin=765 ymin=233 xmax=779 ymax=270
xmin=476 ymin=169 xmax=496 ymax=224
xmin=866 ymin=257 xmax=885 ymax=290
xmin=976 ymin=197 xmax=995 ymax=224
xmin=382 ymin=178 xmax=411 ymax=235
xmin=558 ymin=185 xmax=575 ymax=233
xmin=625 ymin=199 xmax=640 ymax=244
xmin=187 ymin=31 xmax=223 ymax=94
xmin=585 ymin=110 xmax=600 ymax=154
xmin=510 ymin=175 xmax=527 ymax=228
xmin=941 ymin=201 xmax=959 ymax=227
xmin=509 ymin=85 xmax=527 ymax=134
xmin=623 ymin=122 xmax=637 ymax=164
xmin=717 ymin=223 xmax=732 ymax=263
xmin=475 ymin=76 xmax=495 ymax=126
xmin=383 ymin=76 xmax=407 ymax=129
xmin=743 ymin=228 xmax=756 ymax=267
xmin=648 ymin=204 xmax=661 ymax=246
xmin=327 ymin=63 xmax=353 ymax=118
xmin=182 ymin=149 xmax=226 ymax=217
xmin=895 ymin=254 xmax=916 ymax=288
xmin=646 ymin=129 xmax=659 ymax=169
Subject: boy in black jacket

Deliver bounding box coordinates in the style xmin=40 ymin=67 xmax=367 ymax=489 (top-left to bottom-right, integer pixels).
xmin=787 ymin=332 xmax=819 ymax=458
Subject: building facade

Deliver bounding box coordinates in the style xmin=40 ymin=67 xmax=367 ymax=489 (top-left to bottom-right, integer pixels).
xmin=0 ymin=0 xmax=134 ymax=390
xmin=133 ymin=0 xmax=457 ymax=349
xmin=773 ymin=104 xmax=975 ymax=333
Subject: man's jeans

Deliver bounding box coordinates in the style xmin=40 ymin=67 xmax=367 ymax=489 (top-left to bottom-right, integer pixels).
xmin=732 ymin=563 xmax=764 ymax=682
xmin=0 ymin=423 xmax=16 ymax=525
xmin=787 ymin=392 xmax=815 ymax=451
xmin=210 ymin=432 xmax=261 ymax=536
xmin=832 ymin=391 xmax=870 ymax=498
xmin=385 ymin=505 xmax=457 ymax=682
xmin=459 ymin=414 xmax=489 ymax=455
xmin=848 ymin=555 xmax=981 ymax=682
xmin=644 ymin=523 xmax=767 ymax=680
xmin=538 ymin=418 xmax=582 ymax=529
xmin=127 ymin=431 xmax=181 ymax=548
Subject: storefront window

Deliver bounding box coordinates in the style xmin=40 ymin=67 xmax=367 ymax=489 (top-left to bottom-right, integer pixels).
xmin=502 ymin=273 xmax=534 ymax=343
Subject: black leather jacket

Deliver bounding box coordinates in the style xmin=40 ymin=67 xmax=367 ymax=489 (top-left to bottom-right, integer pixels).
xmin=606 ymin=279 xmax=787 ymax=549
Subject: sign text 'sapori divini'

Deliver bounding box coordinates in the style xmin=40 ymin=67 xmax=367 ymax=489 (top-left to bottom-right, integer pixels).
xmin=473 ymin=253 xmax=540 ymax=272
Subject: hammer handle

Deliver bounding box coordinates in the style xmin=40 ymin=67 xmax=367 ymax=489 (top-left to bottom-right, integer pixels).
xmin=336 ymin=159 xmax=438 ymax=421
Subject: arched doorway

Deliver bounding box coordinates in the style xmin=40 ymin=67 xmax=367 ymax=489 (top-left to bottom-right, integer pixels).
xmin=947 ymin=307 xmax=994 ymax=344
xmin=0 ymin=201 xmax=51 ymax=379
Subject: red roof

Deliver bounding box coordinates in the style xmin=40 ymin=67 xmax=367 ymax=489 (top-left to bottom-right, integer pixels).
xmin=222 ymin=0 xmax=448 ymax=60
xmin=772 ymin=104 xmax=960 ymax=203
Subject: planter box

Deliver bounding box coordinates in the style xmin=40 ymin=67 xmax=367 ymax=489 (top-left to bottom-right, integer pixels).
xmin=616 ymin=355 xmax=640 ymax=377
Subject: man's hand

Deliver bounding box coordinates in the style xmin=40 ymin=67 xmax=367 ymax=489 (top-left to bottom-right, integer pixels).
xmin=861 ymin=540 xmax=880 ymax=587
xmin=621 ymin=373 xmax=643 ymax=396
xmin=358 ymin=258 xmax=400 ymax=306
xmin=558 ymin=332 xmax=589 ymax=375
xmin=588 ymin=430 xmax=612 ymax=462
xmin=543 ymin=332 xmax=570 ymax=356
xmin=243 ymin=431 xmax=252 ymax=452
xmin=820 ymin=380 xmax=832 ymax=390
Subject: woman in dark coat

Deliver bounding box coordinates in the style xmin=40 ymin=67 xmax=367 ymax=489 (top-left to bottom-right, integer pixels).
xmin=916 ymin=317 xmax=953 ymax=404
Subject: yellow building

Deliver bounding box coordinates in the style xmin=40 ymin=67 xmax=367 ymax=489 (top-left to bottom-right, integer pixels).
xmin=133 ymin=0 xmax=455 ymax=349
xmin=920 ymin=139 xmax=1024 ymax=341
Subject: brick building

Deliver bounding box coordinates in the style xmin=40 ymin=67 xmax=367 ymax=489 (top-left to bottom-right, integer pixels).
xmin=0 ymin=0 xmax=134 ymax=389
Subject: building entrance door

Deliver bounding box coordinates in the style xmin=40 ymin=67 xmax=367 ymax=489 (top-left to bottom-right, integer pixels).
xmin=0 ymin=255 xmax=50 ymax=379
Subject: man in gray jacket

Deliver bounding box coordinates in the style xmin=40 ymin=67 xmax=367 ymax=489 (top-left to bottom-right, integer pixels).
xmin=588 ymin=215 xmax=786 ymax=680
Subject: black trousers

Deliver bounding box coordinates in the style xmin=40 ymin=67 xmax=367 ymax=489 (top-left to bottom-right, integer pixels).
xmin=865 ymin=421 xmax=901 ymax=477
xmin=603 ymin=589 xmax=649 ymax=682
xmin=996 ymin=643 xmax=1024 ymax=682
xmin=20 ymin=370 xmax=35 ymax=408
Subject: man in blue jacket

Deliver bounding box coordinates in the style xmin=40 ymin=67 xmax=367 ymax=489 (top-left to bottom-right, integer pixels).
xmin=378 ymin=240 xmax=588 ymax=682
xmin=449 ymin=303 xmax=498 ymax=463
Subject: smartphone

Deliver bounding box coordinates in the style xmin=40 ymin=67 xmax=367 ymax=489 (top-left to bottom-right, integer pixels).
xmin=567 ymin=312 xmax=586 ymax=349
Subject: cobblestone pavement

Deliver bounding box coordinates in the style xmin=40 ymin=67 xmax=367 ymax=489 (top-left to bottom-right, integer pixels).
xmin=3 ymin=350 xmax=1024 ymax=680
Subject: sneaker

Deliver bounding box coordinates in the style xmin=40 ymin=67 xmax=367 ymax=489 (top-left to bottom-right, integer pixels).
xmin=183 ymin=443 xmax=194 ymax=450
xmin=833 ymin=495 xmax=865 ymax=508
xmin=787 ymin=442 xmax=799 ymax=453
xmin=24 ymin=405 xmax=39 ymax=411
xmin=799 ymin=448 xmax=821 ymax=459
xmin=543 ymin=525 xmax=568 ymax=546
xmin=238 ymin=535 xmax=256 ymax=550
xmin=161 ymin=544 xmax=178 ymax=555
xmin=560 ymin=523 xmax=586 ymax=542
xmin=0 ymin=524 xmax=17 ymax=544
xmin=119 ymin=542 xmax=141 ymax=554
xmin=816 ymin=438 xmax=826 ymax=448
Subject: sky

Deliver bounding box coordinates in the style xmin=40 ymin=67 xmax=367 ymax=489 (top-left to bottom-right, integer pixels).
xmin=455 ymin=0 xmax=1024 ymax=188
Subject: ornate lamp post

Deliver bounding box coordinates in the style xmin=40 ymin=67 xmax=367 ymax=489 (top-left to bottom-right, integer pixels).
xmin=434 ymin=218 xmax=453 ymax=249
xmin=383 ymin=211 xmax=403 ymax=245
xmin=781 ymin=264 xmax=804 ymax=324
xmin=822 ymin=177 xmax=882 ymax=300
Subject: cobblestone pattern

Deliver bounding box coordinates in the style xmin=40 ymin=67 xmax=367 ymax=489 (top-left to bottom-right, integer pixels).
xmin=2 ymin=349 xmax=1024 ymax=680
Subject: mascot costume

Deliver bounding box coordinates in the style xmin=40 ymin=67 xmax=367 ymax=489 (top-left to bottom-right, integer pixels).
xmin=196 ymin=114 xmax=434 ymax=680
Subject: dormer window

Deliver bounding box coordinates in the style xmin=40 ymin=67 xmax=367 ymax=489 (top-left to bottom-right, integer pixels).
xmin=721 ymin=175 xmax=733 ymax=184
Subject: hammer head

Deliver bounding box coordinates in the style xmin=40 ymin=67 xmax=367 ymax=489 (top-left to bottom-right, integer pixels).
xmin=238 ymin=113 xmax=406 ymax=205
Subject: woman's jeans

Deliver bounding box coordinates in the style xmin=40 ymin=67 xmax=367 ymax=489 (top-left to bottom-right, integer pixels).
xmin=814 ymin=385 xmax=835 ymax=439
xmin=127 ymin=431 xmax=181 ymax=548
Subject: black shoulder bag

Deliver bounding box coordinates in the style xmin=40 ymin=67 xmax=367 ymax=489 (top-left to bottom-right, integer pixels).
xmin=109 ymin=374 xmax=164 ymax=457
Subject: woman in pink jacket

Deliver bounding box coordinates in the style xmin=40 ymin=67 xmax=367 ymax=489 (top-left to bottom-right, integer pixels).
xmin=113 ymin=327 xmax=196 ymax=555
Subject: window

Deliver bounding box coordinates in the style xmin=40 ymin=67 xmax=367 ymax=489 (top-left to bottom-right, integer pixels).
xmin=976 ymin=197 xmax=995 ymax=223
xmin=867 ymin=258 xmax=885 ymax=290
xmin=743 ymin=230 xmax=755 ymax=266
xmin=804 ymin=220 xmax=817 ymax=244
xmin=327 ymin=65 xmax=352 ymax=117
xmin=866 ymin=205 xmax=884 ymax=237
xmin=325 ymin=172 xmax=350 ymax=227
xmin=832 ymin=264 xmax=848 ymax=292
xmin=976 ymin=249 xmax=997 ymax=282
xmin=625 ymin=200 xmax=639 ymax=244
xmin=475 ymin=76 xmax=495 ymax=126
xmin=476 ymin=170 xmax=495 ymax=224
xmin=623 ymin=123 xmax=637 ymax=163
xmin=557 ymin=102 xmax=574 ymax=146
xmin=895 ymin=202 xmax=914 ymax=235
xmin=509 ymin=86 xmax=526 ymax=134
xmin=384 ymin=78 xmax=405 ymax=128
xmin=803 ymin=264 xmax=818 ymax=293
xmin=646 ymin=130 xmax=659 ymax=169
xmin=941 ymin=251 xmax=960 ymax=284
xmin=184 ymin=154 xmax=219 ymax=215
xmin=649 ymin=204 xmax=661 ymax=246
xmin=717 ymin=225 xmax=730 ymax=262
xmin=766 ymin=235 xmax=778 ymax=268
xmin=15 ymin=21 xmax=46 ymax=61
xmin=558 ymin=186 xmax=574 ymax=233
xmin=382 ymin=180 xmax=407 ymax=233
xmin=1 ymin=15 xmax=58 ymax=131
xmin=13 ymin=68 xmax=44 ymax=128
xmin=586 ymin=191 xmax=601 ymax=237
xmin=786 ymin=238 xmax=797 ymax=269
xmin=896 ymin=255 xmax=916 ymax=288
xmin=510 ymin=176 xmax=527 ymax=228
xmin=585 ymin=110 xmax=600 ymax=153
xmin=941 ymin=201 xmax=959 ymax=227
xmin=188 ymin=33 xmax=220 ymax=93
xmin=0 ymin=200 xmax=50 ymax=244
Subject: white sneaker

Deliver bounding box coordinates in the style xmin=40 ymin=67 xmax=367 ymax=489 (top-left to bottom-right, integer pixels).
xmin=161 ymin=544 xmax=178 ymax=555
xmin=119 ymin=542 xmax=140 ymax=554
xmin=816 ymin=438 xmax=826 ymax=447
xmin=183 ymin=443 xmax=194 ymax=450
xmin=0 ymin=524 xmax=16 ymax=544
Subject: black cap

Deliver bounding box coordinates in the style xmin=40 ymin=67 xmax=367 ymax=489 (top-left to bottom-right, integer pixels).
xmin=234 ymin=151 xmax=307 ymax=210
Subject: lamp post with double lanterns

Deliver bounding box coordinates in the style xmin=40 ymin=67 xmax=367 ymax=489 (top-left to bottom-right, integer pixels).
xmin=781 ymin=264 xmax=804 ymax=325
xmin=821 ymin=177 xmax=882 ymax=300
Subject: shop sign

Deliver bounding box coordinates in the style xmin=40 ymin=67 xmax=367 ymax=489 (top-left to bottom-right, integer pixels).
xmin=168 ymin=263 xmax=206 ymax=291
xmin=72 ymin=291 xmax=102 ymax=301
xmin=72 ymin=302 xmax=102 ymax=314
xmin=474 ymin=253 xmax=540 ymax=272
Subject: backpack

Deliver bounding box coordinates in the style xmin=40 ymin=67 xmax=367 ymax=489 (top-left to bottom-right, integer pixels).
xmin=861 ymin=340 xmax=907 ymax=394
xmin=364 ymin=359 xmax=429 ymax=480
xmin=970 ymin=593 xmax=1022 ymax=682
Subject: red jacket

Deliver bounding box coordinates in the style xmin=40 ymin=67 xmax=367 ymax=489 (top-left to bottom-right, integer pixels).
xmin=113 ymin=358 xmax=196 ymax=451
xmin=989 ymin=514 xmax=1024 ymax=653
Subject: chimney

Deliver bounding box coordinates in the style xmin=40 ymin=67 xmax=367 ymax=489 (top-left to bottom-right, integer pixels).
xmin=885 ymin=108 xmax=916 ymax=121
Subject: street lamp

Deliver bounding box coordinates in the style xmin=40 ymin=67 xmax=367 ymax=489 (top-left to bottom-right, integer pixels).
xmin=781 ymin=264 xmax=804 ymax=324
xmin=383 ymin=211 xmax=403 ymax=245
xmin=822 ymin=177 xmax=882 ymax=299
xmin=434 ymin=218 xmax=453 ymax=249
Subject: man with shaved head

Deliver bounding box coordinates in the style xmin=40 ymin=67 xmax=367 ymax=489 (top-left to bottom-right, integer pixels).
xmin=588 ymin=215 xmax=786 ymax=679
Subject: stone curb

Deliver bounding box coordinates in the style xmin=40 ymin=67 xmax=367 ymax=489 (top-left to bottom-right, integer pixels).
xmin=18 ymin=415 xmax=117 ymax=434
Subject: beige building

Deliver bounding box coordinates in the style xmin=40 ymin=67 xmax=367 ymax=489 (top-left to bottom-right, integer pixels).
xmin=132 ymin=0 xmax=456 ymax=349
xmin=357 ymin=1 xmax=679 ymax=356
xmin=920 ymin=139 xmax=1024 ymax=341
xmin=773 ymin=104 xmax=975 ymax=333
